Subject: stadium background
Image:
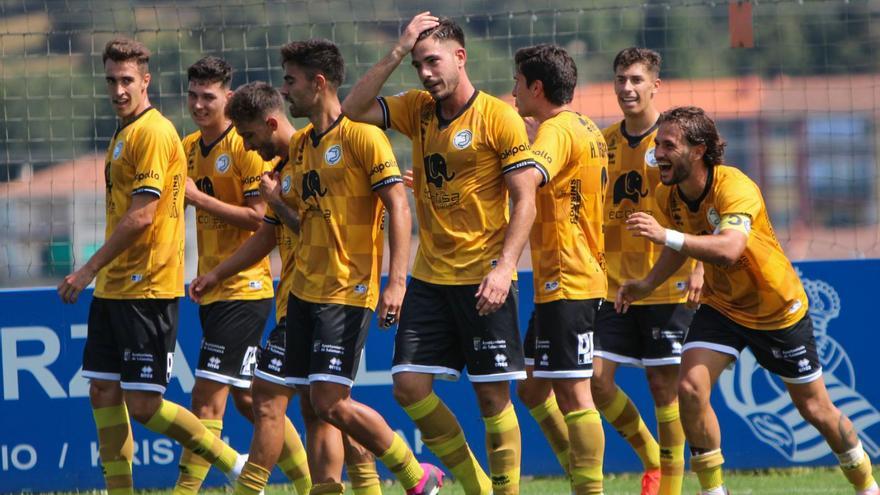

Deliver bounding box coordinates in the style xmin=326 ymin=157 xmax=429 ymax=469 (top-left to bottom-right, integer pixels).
xmin=1 ymin=0 xmax=879 ymax=492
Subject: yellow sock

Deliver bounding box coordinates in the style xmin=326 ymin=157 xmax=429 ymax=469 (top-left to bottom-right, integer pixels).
xmin=173 ymin=418 xmax=222 ymax=495
xmin=347 ymin=462 xmax=382 ymax=495
xmin=837 ymin=442 xmax=877 ymax=491
xmin=597 ymin=387 xmax=660 ymax=471
xmin=233 ymin=461 xmax=271 ymax=495
xmin=528 ymin=395 xmax=570 ymax=474
xmin=565 ymin=409 xmax=604 ymax=495
xmin=404 ymin=392 xmax=491 ymax=495
xmin=656 ymin=403 xmax=685 ymax=495
xmin=378 ymin=432 xmax=424 ymax=490
xmin=483 ymin=404 xmax=521 ymax=495
xmin=691 ymin=449 xmax=724 ymax=492
xmin=309 ymin=482 xmax=345 ymax=494
xmin=93 ymin=404 xmax=134 ymax=495
xmin=278 ymin=417 xmax=312 ymax=495
xmin=143 ymin=400 xmax=238 ymax=473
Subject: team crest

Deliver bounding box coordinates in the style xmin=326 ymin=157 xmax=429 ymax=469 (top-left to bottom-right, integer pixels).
xmin=325 ymin=145 xmax=342 ymax=165
xmin=707 ymin=207 xmax=722 ymax=228
xmin=452 ymin=129 xmax=473 ymax=150
xmin=645 ymin=147 xmax=658 ymax=167
xmin=215 ymin=153 xmax=231 ymax=173
xmin=281 ymin=175 xmax=292 ymax=194
xmin=112 ymin=141 xmax=124 ymax=160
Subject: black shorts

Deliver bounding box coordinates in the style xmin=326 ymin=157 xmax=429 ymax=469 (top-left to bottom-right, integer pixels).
xmin=523 ymin=299 xmax=601 ymax=379
xmin=285 ymin=294 xmax=372 ymax=388
xmin=82 ymin=297 xmax=179 ymax=393
xmin=594 ymin=302 xmax=693 ymax=367
xmin=195 ymin=299 xmax=271 ymax=388
xmin=683 ymin=304 xmax=822 ymax=384
xmin=254 ymin=317 xmax=288 ymax=387
xmin=392 ymin=278 xmax=526 ymax=383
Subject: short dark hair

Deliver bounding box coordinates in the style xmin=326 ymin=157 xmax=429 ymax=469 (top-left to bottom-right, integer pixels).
xmin=514 ymin=44 xmax=577 ymax=106
xmin=225 ymin=81 xmax=284 ymax=124
xmin=188 ymin=56 xmax=233 ymax=87
xmin=658 ymin=106 xmax=726 ymax=167
xmin=280 ymin=39 xmax=345 ymax=88
xmin=102 ymin=37 xmax=150 ymax=71
xmin=613 ymin=47 xmax=661 ymax=77
xmin=416 ymin=17 xmax=466 ymax=48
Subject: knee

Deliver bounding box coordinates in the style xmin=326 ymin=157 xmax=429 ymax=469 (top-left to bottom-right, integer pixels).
xmin=589 ymin=373 xmax=616 ymax=406
xmin=793 ymin=395 xmax=837 ymax=426
xmin=516 ymin=377 xmax=551 ymax=409
xmin=646 ymin=369 xmax=678 ymax=405
xmin=89 ymin=380 xmax=123 ymax=405
xmin=250 ymin=384 xmax=284 ymax=424
xmin=392 ymin=376 xmax=431 ymax=407
xmin=231 ymin=389 xmax=254 ymax=417
xmin=124 ymin=393 xmax=163 ymax=424
xmin=310 ymin=394 xmax=348 ymax=426
xmin=474 ymin=384 xmax=510 ymax=417
xmin=677 ymin=376 xmax=706 ymax=412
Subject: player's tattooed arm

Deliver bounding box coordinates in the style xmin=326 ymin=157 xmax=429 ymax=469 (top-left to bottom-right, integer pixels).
xmin=260 ymin=170 xmax=300 ymax=233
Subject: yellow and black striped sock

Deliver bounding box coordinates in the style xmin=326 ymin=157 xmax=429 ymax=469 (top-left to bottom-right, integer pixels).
xmin=233 ymin=461 xmax=271 ymax=495
xmin=173 ymin=418 xmax=222 ymax=495
xmin=346 ymin=462 xmax=382 ymax=495
xmin=597 ymin=387 xmax=660 ymax=471
xmin=378 ymin=432 xmax=424 ymax=490
xmin=691 ymin=449 xmax=724 ymax=492
xmin=837 ymin=441 xmax=877 ymax=492
xmin=655 ymin=403 xmax=685 ymax=495
xmin=565 ymin=409 xmax=604 ymax=495
xmin=528 ymin=395 xmax=570 ymax=474
xmin=483 ymin=404 xmax=521 ymax=495
xmin=308 ymin=482 xmax=345 ymax=494
xmin=403 ymin=392 xmax=491 ymax=495
xmin=278 ymin=417 xmax=311 ymax=495
xmin=92 ymin=404 xmax=134 ymax=495
xmin=143 ymin=400 xmax=238 ymax=473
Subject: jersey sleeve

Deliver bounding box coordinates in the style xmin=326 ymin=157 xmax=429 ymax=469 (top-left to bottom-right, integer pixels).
xmin=376 ymin=90 xmax=426 ymax=138
xmin=237 ymin=146 xmax=270 ymax=198
xmin=654 ymin=183 xmax=674 ymax=228
xmin=182 ymin=133 xmax=198 ymax=180
xmin=530 ymin=119 xmax=572 ymax=186
xmin=349 ymin=123 xmax=403 ymax=191
xmin=716 ymin=174 xmax=762 ymax=223
xmin=489 ymin=103 xmax=536 ymax=175
xmin=129 ymin=124 xmax=177 ymax=197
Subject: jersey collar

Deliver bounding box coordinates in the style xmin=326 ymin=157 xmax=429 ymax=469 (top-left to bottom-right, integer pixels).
xmin=676 ymin=164 xmax=715 ymax=213
xmin=113 ymin=106 xmax=155 ymax=139
xmin=309 ymin=114 xmax=344 ymax=147
xmin=199 ymin=124 xmax=234 ymax=157
xmin=620 ymin=119 xmax=659 ymax=149
xmin=273 ymin=156 xmax=288 ymax=174
xmin=436 ymin=89 xmax=479 ymax=129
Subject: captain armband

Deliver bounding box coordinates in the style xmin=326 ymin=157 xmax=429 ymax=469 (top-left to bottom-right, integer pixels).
xmin=718 ymin=213 xmax=752 ymax=236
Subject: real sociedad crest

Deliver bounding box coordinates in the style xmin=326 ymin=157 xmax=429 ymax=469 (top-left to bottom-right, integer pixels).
xmin=215 ymin=153 xmax=231 ymax=173
xmin=325 ymin=145 xmax=342 ymax=165
xmin=719 ymin=270 xmax=880 ymax=462
xmin=112 ymin=141 xmax=124 ymax=160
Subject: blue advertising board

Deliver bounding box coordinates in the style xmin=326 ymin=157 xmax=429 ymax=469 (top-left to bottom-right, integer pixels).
xmin=1 ymin=260 xmax=879 ymax=492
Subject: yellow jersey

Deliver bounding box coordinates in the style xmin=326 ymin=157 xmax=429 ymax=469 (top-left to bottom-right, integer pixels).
xmin=656 ymin=165 xmax=808 ymax=330
xmin=183 ymin=125 xmax=274 ymax=304
xmin=95 ymin=107 xmax=185 ymax=299
xmin=378 ymin=89 xmax=535 ymax=285
xmin=603 ymin=121 xmax=695 ymax=304
xmin=263 ymin=157 xmax=297 ymax=322
xmin=529 ymin=111 xmax=608 ymax=303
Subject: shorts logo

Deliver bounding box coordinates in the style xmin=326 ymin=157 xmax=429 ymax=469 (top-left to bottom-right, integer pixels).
xmin=671 ymin=342 xmax=682 ymax=355
xmin=494 ymin=353 xmax=509 ymax=368
xmin=123 ymin=349 xmax=131 ymax=361
xmin=241 ymin=346 xmax=258 ymax=376
xmin=473 ymin=338 xmax=481 ymax=351
xmin=645 ymin=147 xmax=658 ymax=167
xmin=354 ymin=284 xmax=367 ymax=294
xmin=329 ymin=357 xmax=342 ymax=371
xmin=140 ymin=366 xmax=153 ymax=379
xmin=268 ymin=358 xmax=283 ymax=372
xmin=166 ymin=353 xmax=173 ymax=382
xmin=130 ymin=274 xmax=143 ymax=282
xmin=215 ymin=153 xmax=231 ymax=173
xmin=719 ymin=271 xmax=880 ymax=463
xmin=313 ymin=340 xmax=322 ymax=353
xmin=325 ymin=145 xmax=343 ymax=165
xmin=577 ymin=332 xmax=593 ymax=365
xmin=540 ymin=353 xmax=550 ymax=366
xmin=207 ymin=356 xmax=221 ymax=369
xmin=282 ymin=175 xmax=292 ymax=194
xmin=544 ymin=281 xmax=559 ymax=292
xmin=452 ymin=129 xmax=473 ymax=150
xmin=112 ymin=141 xmax=124 ymax=160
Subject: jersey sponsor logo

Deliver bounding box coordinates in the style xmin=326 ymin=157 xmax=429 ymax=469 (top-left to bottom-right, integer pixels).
xmin=112 ymin=141 xmax=124 ymax=160
xmin=215 ymin=153 xmax=231 ymax=173
xmin=452 ymin=129 xmax=473 ymax=149
xmin=130 ymin=274 xmax=143 ymax=282
xmin=301 ymin=170 xmax=328 ymax=202
xmin=423 ymin=153 xmax=455 ymax=188
xmin=354 ymin=284 xmax=367 ymax=294
xmin=645 ymin=147 xmax=658 ymax=167
xmin=499 ymin=143 xmax=530 ymax=160
xmin=612 ymin=170 xmax=649 ymax=205
xmin=281 ymin=174 xmax=292 ymax=194
xmin=544 ymin=281 xmax=559 ymax=292
xmin=134 ymin=170 xmax=161 ymax=183
xmin=370 ymin=160 xmax=395 ymax=177
xmin=324 ymin=144 xmax=342 ymax=165
xmin=719 ymin=272 xmax=880 ymax=462
xmin=195 ymin=177 xmax=215 ymax=197
xmin=248 ymin=280 xmax=263 ymax=290
xmin=532 ymin=149 xmax=553 ymax=164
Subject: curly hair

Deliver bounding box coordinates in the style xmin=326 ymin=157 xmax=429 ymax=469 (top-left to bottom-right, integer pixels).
xmin=280 ymin=39 xmax=345 ymax=88
xmin=658 ymin=106 xmax=726 ymax=166
xmin=225 ymin=81 xmax=284 ymax=124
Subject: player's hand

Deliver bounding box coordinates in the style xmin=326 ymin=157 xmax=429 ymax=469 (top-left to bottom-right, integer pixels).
xmin=57 ymin=265 xmax=97 ymax=304
xmin=615 ymin=279 xmax=653 ymax=314
xmin=475 ymin=263 xmax=514 ymax=316
xmin=524 ymin=116 xmax=539 ymax=143
xmin=184 ymin=177 xmax=200 ymax=206
xmin=626 ymin=212 xmax=666 ymax=245
xmin=377 ymin=280 xmax=406 ymax=330
xmin=260 ymin=171 xmax=282 ymax=206
xmin=402 ymin=169 xmax=414 ymax=189
xmin=397 ymin=12 xmax=440 ymax=53
xmin=189 ymin=273 xmax=218 ymax=304
xmin=686 ymin=262 xmax=704 ymax=308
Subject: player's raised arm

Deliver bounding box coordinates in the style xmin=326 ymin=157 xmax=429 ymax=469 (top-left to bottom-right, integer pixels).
xmin=341 ymin=11 xmax=438 ymax=126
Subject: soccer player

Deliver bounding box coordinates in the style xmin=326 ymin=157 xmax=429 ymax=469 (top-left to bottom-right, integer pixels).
xmin=343 ymin=13 xmax=542 ymax=495
xmin=592 ymin=48 xmax=701 ymax=495
xmin=214 ymin=41 xmax=441 ymax=495
xmin=511 ymin=44 xmax=608 ymax=495
xmin=57 ymin=37 xmax=245 ymax=494
xmin=617 ymin=106 xmax=878 ymax=495
xmin=174 ymin=58 xmax=310 ymax=495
